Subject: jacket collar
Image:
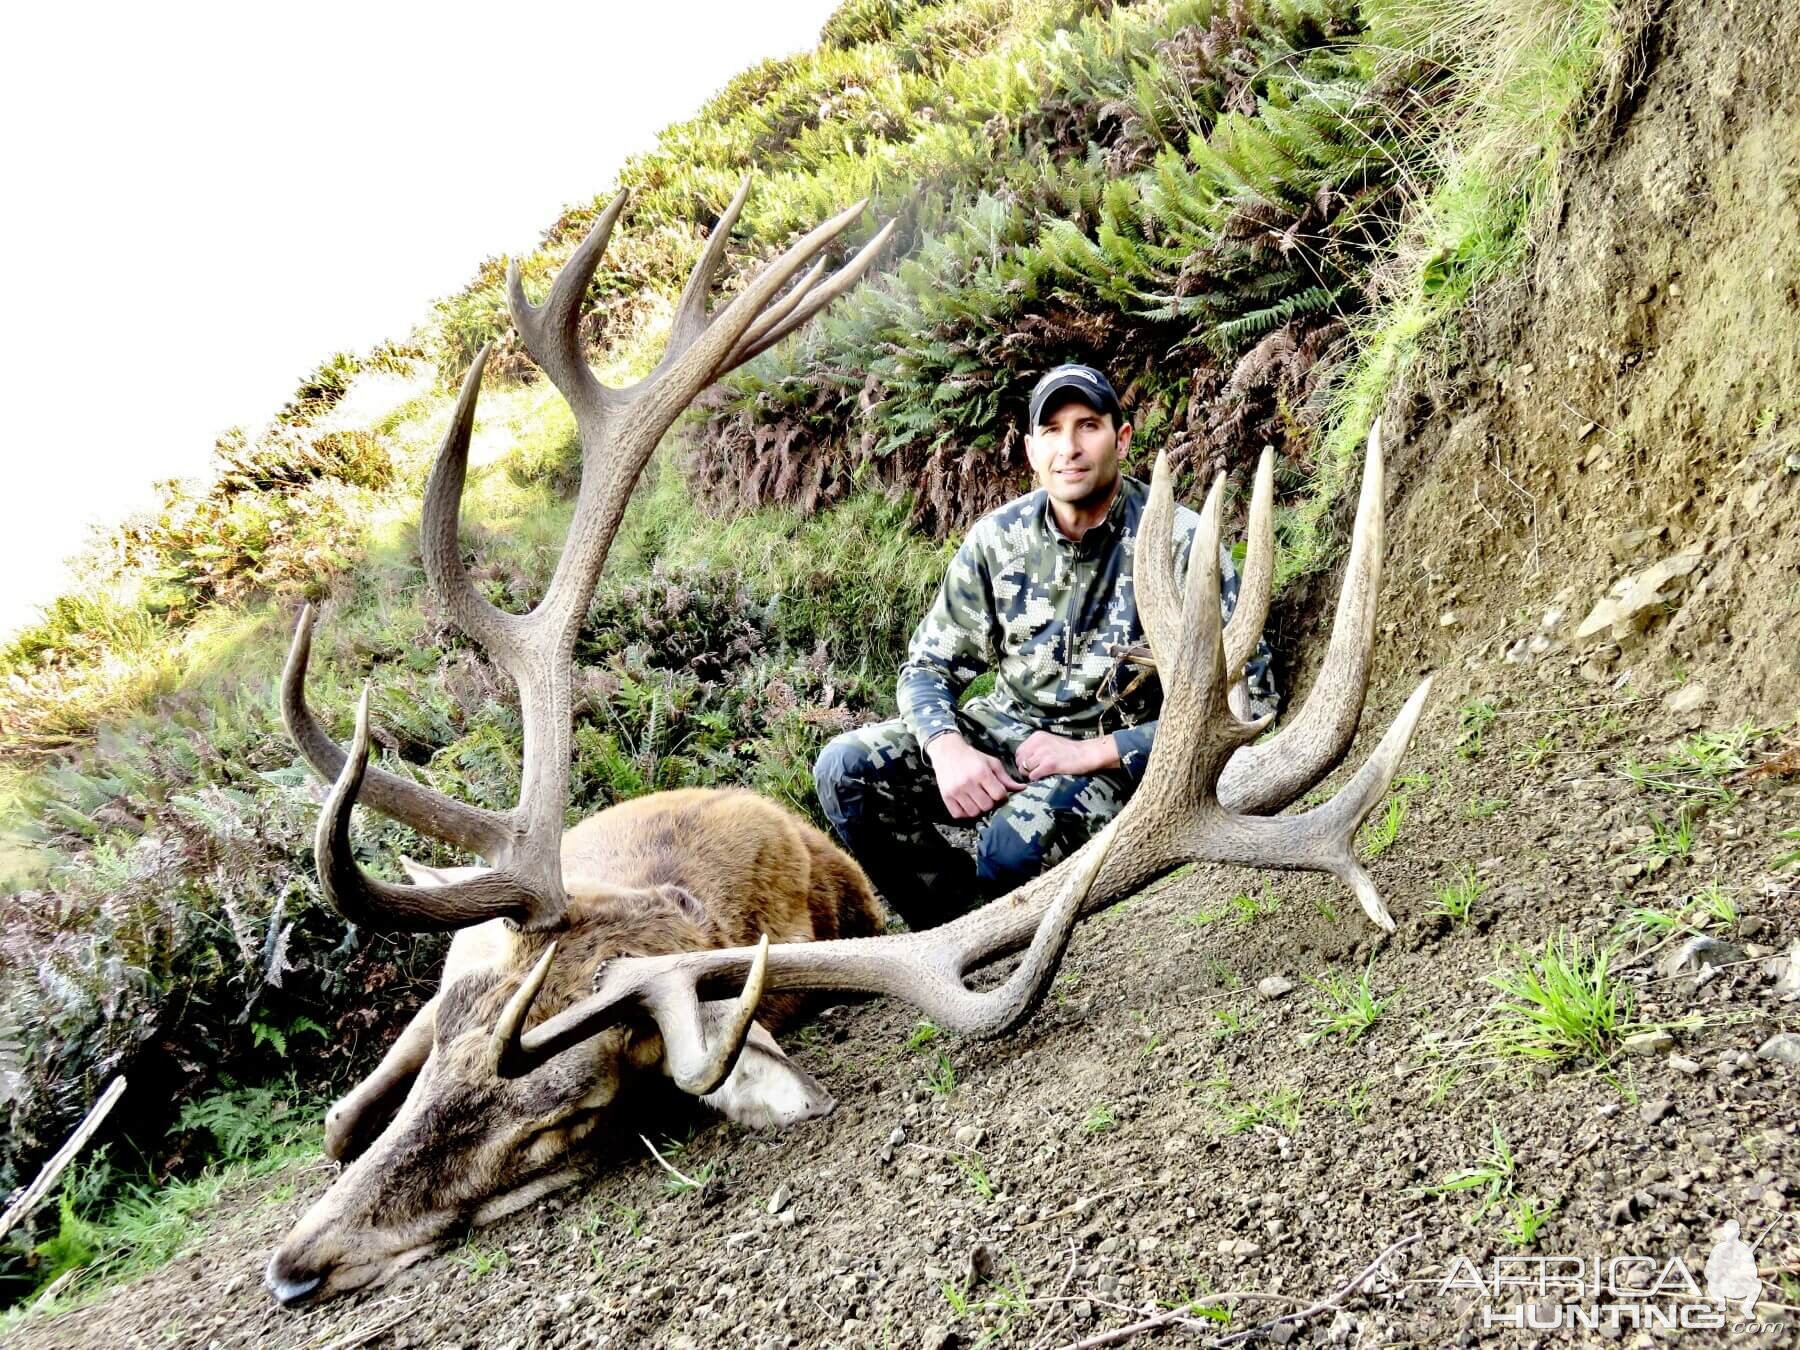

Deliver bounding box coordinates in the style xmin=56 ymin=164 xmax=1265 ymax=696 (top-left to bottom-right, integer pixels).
xmin=1037 ymin=475 xmax=1142 ymax=552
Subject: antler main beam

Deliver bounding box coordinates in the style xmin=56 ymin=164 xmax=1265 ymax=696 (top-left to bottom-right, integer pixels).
xmin=502 ymin=423 xmax=1432 ymax=1081
xmin=285 ymin=179 xmax=893 ymax=933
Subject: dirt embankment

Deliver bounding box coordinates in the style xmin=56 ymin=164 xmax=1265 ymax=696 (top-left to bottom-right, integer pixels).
xmin=11 ymin=0 xmax=1799 ymax=1346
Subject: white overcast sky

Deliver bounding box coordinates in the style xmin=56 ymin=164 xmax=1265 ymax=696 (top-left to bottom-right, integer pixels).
xmin=0 ymin=0 xmax=841 ymax=640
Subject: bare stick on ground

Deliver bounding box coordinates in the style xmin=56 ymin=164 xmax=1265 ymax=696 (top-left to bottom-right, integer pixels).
xmin=0 ymin=1076 xmax=126 ymax=1244
xmin=1060 ymin=1232 xmax=1421 ymax=1350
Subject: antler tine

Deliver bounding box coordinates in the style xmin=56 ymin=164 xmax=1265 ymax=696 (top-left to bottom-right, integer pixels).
xmin=657 ymin=933 xmax=771 ymax=1095
xmin=489 ymin=942 xmax=558 ymax=1076
xmin=639 ymin=194 xmax=873 ymax=405
xmin=732 ymin=256 xmax=827 ymax=358
xmin=1135 ymin=450 xmax=1186 ymax=664
xmin=1217 ymin=419 xmax=1388 ymax=815
xmin=417 ymin=344 xmax=520 ymax=660
xmin=506 ymin=188 xmax=630 ymax=423
xmin=314 ymin=688 xmax=545 ymax=931
xmin=282 ymin=605 xmax=514 ymax=860
xmin=1222 ymin=447 xmax=1275 ymax=685
xmin=664 ymin=174 xmax=755 ymax=358
xmin=1142 ymin=465 xmax=1273 ymax=800
xmin=726 ymin=218 xmax=899 ymax=367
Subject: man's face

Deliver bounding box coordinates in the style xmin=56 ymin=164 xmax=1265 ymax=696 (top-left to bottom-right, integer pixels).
xmin=1026 ymin=396 xmax=1132 ymax=509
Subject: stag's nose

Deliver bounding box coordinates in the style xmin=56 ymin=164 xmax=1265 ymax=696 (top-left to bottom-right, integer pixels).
xmin=265 ymin=1249 xmax=325 ymax=1307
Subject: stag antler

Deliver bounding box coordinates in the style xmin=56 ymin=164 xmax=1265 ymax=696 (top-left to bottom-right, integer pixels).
xmin=498 ymin=421 xmax=1433 ymax=1080
xmin=284 ymin=179 xmax=896 ymax=933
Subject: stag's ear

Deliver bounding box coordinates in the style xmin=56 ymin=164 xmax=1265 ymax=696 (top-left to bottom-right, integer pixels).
xmin=651 ymin=883 xmax=710 ymax=928
xmin=696 ymin=1021 xmax=835 ymax=1129
xmin=399 ymin=857 xmax=489 ymax=887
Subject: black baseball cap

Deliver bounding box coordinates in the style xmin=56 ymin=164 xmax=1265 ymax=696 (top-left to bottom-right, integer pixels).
xmin=1028 ymin=364 xmax=1123 ymax=430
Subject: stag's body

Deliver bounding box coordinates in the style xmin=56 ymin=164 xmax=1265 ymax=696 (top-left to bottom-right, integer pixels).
xmin=273 ymin=789 xmax=881 ymax=1302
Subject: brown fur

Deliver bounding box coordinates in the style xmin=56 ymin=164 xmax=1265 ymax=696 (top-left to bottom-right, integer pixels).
xmin=266 ymin=788 xmax=884 ymax=1306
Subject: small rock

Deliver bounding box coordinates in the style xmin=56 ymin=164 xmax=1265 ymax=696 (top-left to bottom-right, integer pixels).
xmin=1217 ymin=1238 xmax=1262 ymax=1257
xmin=1576 ymin=549 xmax=1705 ymax=642
xmin=1755 ymin=1033 xmax=1800 ymax=1068
xmin=1258 ymin=975 xmax=1295 ymax=999
xmin=889 ymin=1126 xmax=907 ymax=1147
xmin=1622 ymin=1030 xmax=1674 ymax=1056
xmin=1663 ymin=683 xmax=1710 ymax=714
xmin=767 ymin=1184 xmax=792 ymax=1216
xmin=1668 ymin=1055 xmax=1702 ymax=1075
xmin=1768 ymin=940 xmax=1800 ymax=1000
xmin=961 ymin=1243 xmax=997 ymax=1294
xmin=1639 ymin=1098 xmax=1674 ymax=1126
xmin=1661 ymin=934 xmax=1746 ymax=983
xmin=954 ymin=1125 xmax=985 ymax=1149
xmin=1440 ymin=610 xmax=1459 ymax=627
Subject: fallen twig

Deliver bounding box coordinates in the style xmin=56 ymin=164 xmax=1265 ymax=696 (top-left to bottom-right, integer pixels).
xmin=0 ymin=1076 xmax=126 ymax=1244
xmin=639 ymin=1134 xmax=705 ymax=1190
xmin=1058 ymin=1232 xmax=1421 ymax=1350
xmin=1209 ymin=1232 xmax=1422 ymax=1348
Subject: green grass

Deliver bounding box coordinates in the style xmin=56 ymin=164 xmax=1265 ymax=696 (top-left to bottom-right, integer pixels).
xmin=1619 ymin=721 xmax=1765 ymax=803
xmin=1220 ymin=1087 xmax=1302 ymax=1135
xmin=1358 ymin=794 xmax=1408 ymax=861
xmin=1771 ymin=826 xmax=1800 ymax=870
xmin=1482 ymin=931 xmax=1636 ymax=1065
xmin=1636 ymin=812 xmax=1696 ymax=864
xmin=1083 ymin=1104 xmax=1118 ymax=1134
xmin=1304 ymin=964 xmax=1398 ymax=1044
xmin=1500 ymin=1194 xmax=1556 ymax=1246
xmin=8 ymin=1082 xmax=324 ymax=1322
xmin=1454 ymin=698 xmax=1499 ymax=760
xmin=906 ymin=1019 xmax=942 ymax=1052
xmin=923 ymin=1051 xmax=957 ymax=1096
xmin=453 ymin=1242 xmax=510 ymax=1279
xmin=1430 ymin=865 xmax=1483 ymax=923
xmin=1461 ymin=795 xmax=1509 ymax=820
xmin=1689 ymin=880 xmax=1738 ymax=929
xmin=1427 ymin=1123 xmax=1517 ymax=1223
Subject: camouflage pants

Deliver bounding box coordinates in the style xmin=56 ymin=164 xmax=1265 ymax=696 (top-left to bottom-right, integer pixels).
xmin=813 ymin=714 xmax=1132 ymax=931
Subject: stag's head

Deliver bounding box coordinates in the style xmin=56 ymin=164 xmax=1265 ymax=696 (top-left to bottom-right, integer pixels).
xmin=267 ymin=181 xmax=890 ymax=1305
xmin=266 ymin=858 xmax=806 ymax=1305
xmin=266 ymin=944 xmax=623 ymax=1302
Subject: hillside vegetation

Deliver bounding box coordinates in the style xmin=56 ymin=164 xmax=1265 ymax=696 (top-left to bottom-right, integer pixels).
xmin=0 ymin=0 xmax=1645 ymax=1314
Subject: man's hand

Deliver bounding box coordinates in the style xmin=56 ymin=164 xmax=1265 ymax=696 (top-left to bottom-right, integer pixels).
xmin=926 ymin=733 xmax=1026 ymax=819
xmin=1015 ymin=729 xmax=1120 ymax=781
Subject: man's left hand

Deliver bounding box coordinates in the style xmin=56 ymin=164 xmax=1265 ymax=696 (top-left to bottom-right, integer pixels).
xmin=1014 ymin=730 xmax=1120 ymax=781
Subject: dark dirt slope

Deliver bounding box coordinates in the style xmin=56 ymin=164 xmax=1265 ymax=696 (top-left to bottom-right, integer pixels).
xmin=12 ymin=0 xmax=1799 ymax=1346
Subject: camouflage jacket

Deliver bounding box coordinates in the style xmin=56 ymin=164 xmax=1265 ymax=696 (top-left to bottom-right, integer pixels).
xmin=898 ymin=476 xmax=1277 ymax=778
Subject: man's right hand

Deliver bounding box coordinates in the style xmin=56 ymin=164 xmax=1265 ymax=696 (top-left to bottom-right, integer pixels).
xmin=925 ymin=733 xmax=1025 ymax=820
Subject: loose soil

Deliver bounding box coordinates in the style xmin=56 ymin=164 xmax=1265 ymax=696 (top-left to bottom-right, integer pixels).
xmin=12 ymin=0 xmax=1798 ymax=1344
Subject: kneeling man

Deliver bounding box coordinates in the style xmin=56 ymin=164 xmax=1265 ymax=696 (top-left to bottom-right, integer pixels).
xmin=815 ymin=365 xmax=1276 ymax=930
